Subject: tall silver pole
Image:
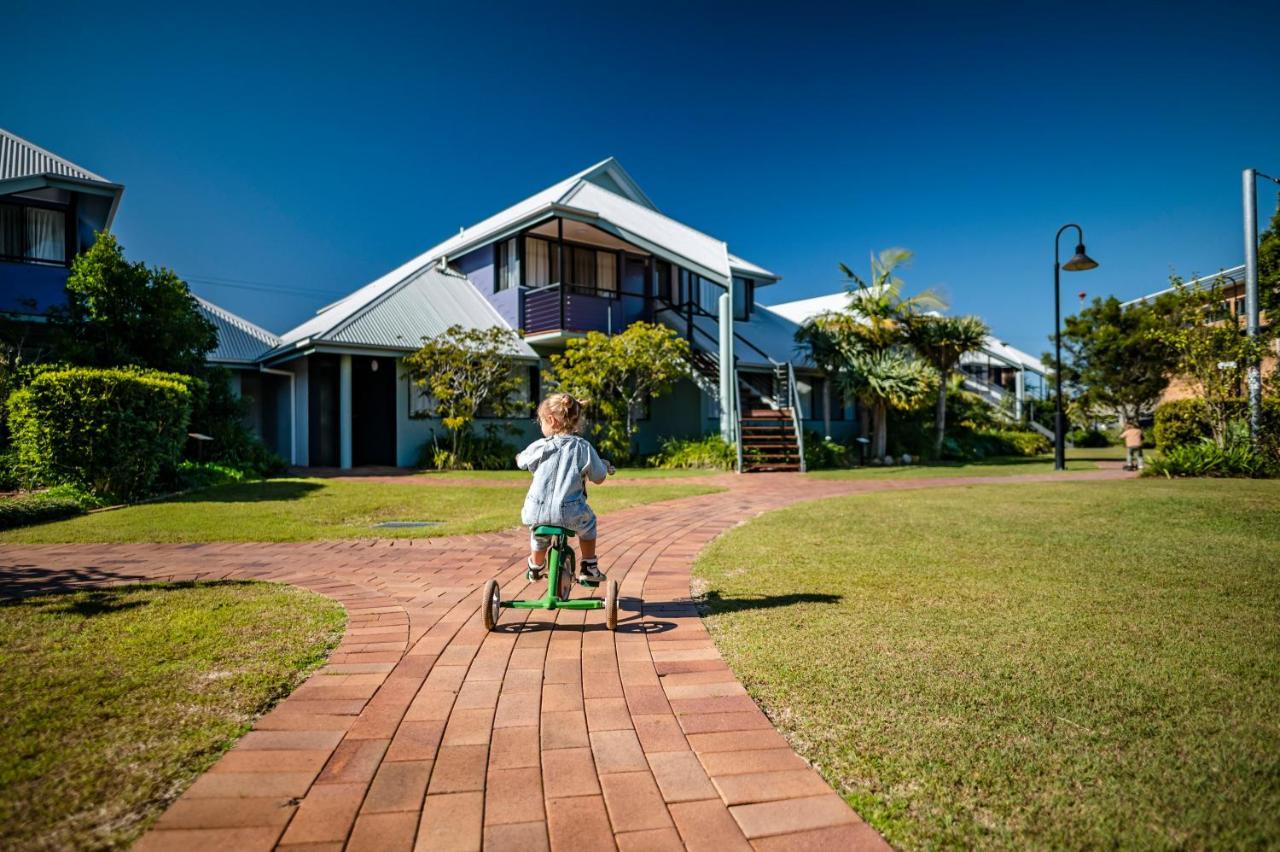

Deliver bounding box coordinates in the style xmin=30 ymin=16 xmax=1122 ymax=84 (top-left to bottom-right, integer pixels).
xmin=1243 ymin=168 xmax=1261 ymax=444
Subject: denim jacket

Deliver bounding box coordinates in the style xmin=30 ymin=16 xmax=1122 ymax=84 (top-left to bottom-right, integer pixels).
xmin=516 ymin=434 xmax=609 ymax=529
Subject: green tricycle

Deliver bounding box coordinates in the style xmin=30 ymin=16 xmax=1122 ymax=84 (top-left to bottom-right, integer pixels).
xmin=482 ymin=525 xmax=619 ymax=631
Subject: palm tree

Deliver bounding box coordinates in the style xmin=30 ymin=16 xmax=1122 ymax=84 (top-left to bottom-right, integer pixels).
xmin=797 ymin=253 xmax=940 ymax=459
xmin=906 ymin=314 xmax=990 ymax=456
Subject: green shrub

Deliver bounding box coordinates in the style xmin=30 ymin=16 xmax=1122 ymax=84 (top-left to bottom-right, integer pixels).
xmin=944 ymin=428 xmax=1051 ymax=460
xmin=1146 ymin=439 xmax=1277 ymax=478
xmin=803 ymin=432 xmax=853 ymax=470
xmin=6 ymin=367 xmax=193 ymax=501
xmin=417 ymin=428 xmax=517 ymax=471
xmin=648 ymin=435 xmax=737 ymax=470
xmin=0 ymin=490 xmax=86 ymax=531
xmin=166 ymin=460 xmax=251 ymax=492
xmin=1154 ymin=399 xmax=1210 ymax=452
xmin=1068 ymin=428 xmax=1113 ymax=448
xmin=186 ymin=367 xmax=287 ymax=476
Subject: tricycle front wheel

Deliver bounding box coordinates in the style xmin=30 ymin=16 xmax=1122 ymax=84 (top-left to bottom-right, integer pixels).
xmin=605 ymin=579 xmax=619 ymax=631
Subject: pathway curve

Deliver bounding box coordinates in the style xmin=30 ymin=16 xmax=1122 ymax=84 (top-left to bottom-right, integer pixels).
xmin=0 ymin=468 xmax=1133 ymax=851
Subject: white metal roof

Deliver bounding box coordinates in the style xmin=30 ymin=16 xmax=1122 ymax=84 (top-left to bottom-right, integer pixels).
xmin=0 ymin=127 xmax=113 ymax=184
xmin=275 ymin=158 xmax=776 ymax=349
xmin=196 ymin=296 xmax=281 ymax=364
xmin=1119 ymin=264 xmax=1245 ymax=308
xmin=768 ymin=290 xmax=1043 ymax=374
xmin=267 ymin=265 xmax=537 ymax=360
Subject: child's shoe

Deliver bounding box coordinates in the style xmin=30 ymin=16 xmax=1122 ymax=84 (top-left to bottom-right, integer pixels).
xmin=526 ymin=557 xmax=546 ymax=582
xmin=577 ymin=558 xmax=605 ymax=585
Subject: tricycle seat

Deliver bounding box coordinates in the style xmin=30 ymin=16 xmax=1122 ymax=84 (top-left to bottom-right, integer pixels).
xmin=533 ymin=525 xmax=575 ymax=537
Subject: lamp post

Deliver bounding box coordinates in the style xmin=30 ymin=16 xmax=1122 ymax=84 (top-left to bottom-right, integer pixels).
xmin=1053 ymin=224 xmax=1099 ymax=471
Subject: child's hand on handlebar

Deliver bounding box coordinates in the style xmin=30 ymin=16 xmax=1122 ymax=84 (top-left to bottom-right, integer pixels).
xmin=605 ymin=462 xmax=616 ymax=476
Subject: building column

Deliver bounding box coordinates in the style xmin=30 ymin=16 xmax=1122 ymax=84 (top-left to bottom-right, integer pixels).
xmin=339 ymin=355 xmax=353 ymax=469
xmin=719 ymin=291 xmax=733 ymax=442
xmin=1015 ymin=367 xmax=1025 ymax=421
xmin=822 ymin=378 xmax=832 ymax=437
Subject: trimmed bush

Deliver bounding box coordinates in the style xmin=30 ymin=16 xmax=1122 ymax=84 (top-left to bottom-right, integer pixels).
xmin=1153 ymin=399 xmax=1210 ymax=452
xmin=1068 ymin=428 xmax=1114 ymax=448
xmin=648 ymin=435 xmax=737 ymax=470
xmin=417 ymin=428 xmax=518 ymax=471
xmin=7 ymin=367 xmax=193 ymax=501
xmin=804 ymin=432 xmax=853 ymax=470
xmin=0 ymin=491 xmax=86 ymax=531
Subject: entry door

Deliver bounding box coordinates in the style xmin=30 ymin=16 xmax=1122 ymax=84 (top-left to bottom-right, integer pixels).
xmin=351 ymin=356 xmax=397 ymax=466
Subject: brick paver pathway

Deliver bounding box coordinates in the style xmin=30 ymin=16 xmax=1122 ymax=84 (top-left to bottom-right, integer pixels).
xmin=0 ymin=468 xmax=1133 ymax=851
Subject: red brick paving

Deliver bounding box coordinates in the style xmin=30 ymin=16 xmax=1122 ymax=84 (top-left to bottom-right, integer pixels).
xmin=0 ymin=468 xmax=1131 ymax=850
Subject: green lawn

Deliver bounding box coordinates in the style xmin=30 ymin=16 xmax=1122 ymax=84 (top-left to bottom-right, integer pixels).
xmin=694 ymin=478 xmax=1280 ymax=849
xmin=0 ymin=581 xmax=344 ymax=850
xmin=808 ymin=447 xmax=1125 ymax=479
xmin=0 ymin=478 xmax=723 ymax=543
xmin=417 ymin=467 xmax=721 ymax=481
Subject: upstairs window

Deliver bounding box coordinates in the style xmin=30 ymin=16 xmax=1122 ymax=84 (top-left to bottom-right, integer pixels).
xmin=524 ymin=236 xmax=555 ymax=287
xmin=733 ymin=277 xmax=754 ymax=321
xmin=0 ymin=203 xmax=66 ymax=265
xmin=655 ymin=261 xmax=675 ymax=304
xmin=496 ymin=238 xmax=519 ymax=292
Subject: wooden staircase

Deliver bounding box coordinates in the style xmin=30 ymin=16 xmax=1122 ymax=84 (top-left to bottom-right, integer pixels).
xmin=739 ymin=407 xmax=802 ymax=472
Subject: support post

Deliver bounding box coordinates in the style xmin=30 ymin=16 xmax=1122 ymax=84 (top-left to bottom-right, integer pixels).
xmin=339 ymin=354 xmax=353 ymax=470
xmin=558 ymin=218 xmax=566 ymax=331
xmin=719 ymin=292 xmax=733 ymax=442
xmin=1243 ymin=168 xmax=1262 ymax=444
xmin=822 ymin=378 xmax=831 ymax=437
xmin=1015 ymin=367 xmax=1025 ymax=422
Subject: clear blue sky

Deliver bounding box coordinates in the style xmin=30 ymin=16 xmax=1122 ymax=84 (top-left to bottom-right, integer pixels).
xmin=7 ymin=0 xmax=1279 ymax=356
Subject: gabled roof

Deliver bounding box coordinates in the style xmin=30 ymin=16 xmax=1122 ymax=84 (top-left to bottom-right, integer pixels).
xmin=0 ymin=127 xmax=125 ymax=229
xmin=197 ymin=296 xmax=281 ymax=364
xmin=962 ymin=336 xmax=1046 ymax=375
xmin=0 ymin=127 xmax=112 ymax=184
xmin=275 ymin=158 xmax=775 ymax=349
xmin=266 ymin=264 xmax=537 ymax=361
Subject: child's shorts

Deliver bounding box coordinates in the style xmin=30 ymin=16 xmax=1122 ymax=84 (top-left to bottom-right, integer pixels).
xmin=530 ymin=514 xmax=597 ymax=551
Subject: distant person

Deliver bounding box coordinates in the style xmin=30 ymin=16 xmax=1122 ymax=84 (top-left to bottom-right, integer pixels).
xmin=1121 ymin=422 xmax=1144 ymax=471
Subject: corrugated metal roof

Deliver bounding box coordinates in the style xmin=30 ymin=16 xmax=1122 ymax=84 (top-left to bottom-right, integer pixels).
xmin=962 ymin=337 xmax=1045 ymax=375
xmin=283 ymin=265 xmax=537 ymax=359
xmin=0 ymin=127 xmax=112 ymax=184
xmin=1120 ymin=264 xmax=1245 ymax=307
xmin=197 ymin=296 xmax=281 ymax=364
xmin=275 ymin=158 xmax=776 ymax=349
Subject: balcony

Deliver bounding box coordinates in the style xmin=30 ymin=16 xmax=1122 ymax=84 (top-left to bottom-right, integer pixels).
xmin=521 ymin=283 xmax=649 ymax=342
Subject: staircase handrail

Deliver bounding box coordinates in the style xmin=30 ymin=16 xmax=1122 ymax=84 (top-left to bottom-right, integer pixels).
xmin=734 ymin=365 xmax=744 ymax=474
xmin=787 ymin=362 xmax=806 ymax=473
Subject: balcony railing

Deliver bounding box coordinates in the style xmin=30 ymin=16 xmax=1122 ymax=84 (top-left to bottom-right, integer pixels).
xmin=521 ymin=283 xmax=641 ymax=336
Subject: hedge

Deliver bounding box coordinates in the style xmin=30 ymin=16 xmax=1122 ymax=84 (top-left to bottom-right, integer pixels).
xmin=6 ymin=367 xmax=193 ymax=501
xmin=0 ymin=492 xmax=86 ymax=531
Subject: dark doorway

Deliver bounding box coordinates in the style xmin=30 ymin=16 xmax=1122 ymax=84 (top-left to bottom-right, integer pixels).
xmin=352 ymin=355 xmax=396 ymax=466
xmin=308 ymin=356 xmax=340 ymax=467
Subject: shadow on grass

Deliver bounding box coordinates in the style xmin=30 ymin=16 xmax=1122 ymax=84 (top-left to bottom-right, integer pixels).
xmin=700 ymin=591 xmax=842 ymax=613
xmin=172 ymin=480 xmax=325 ymax=504
xmin=0 ymin=574 xmax=260 ymax=605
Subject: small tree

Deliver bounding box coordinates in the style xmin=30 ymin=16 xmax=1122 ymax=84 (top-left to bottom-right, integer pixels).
xmin=547 ymin=322 xmax=690 ymax=460
xmin=1051 ymin=295 xmax=1179 ymax=428
xmin=54 ymin=233 xmax=217 ymax=375
xmin=402 ymin=325 xmax=527 ymax=464
xmin=1152 ymin=276 xmax=1275 ymax=447
xmin=906 ymin=314 xmax=989 ymax=456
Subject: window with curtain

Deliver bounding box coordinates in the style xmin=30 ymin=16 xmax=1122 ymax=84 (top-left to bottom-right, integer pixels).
xmin=496 ymin=238 xmax=519 ymax=292
xmin=570 ymin=246 xmax=596 ymax=293
xmin=524 ymin=236 xmax=550 ymax=287
xmin=595 ymin=251 xmax=617 ymax=295
xmin=0 ymin=203 xmax=65 ymax=264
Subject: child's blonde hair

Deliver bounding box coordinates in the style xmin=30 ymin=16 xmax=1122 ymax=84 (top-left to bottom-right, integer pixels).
xmin=537 ymin=393 xmax=585 ymax=434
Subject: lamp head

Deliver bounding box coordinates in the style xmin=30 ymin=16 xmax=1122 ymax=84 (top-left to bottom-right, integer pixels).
xmin=1063 ymin=243 xmax=1099 ymax=272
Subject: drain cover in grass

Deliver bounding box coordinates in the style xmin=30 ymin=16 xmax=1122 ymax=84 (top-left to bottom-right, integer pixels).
xmin=372 ymin=521 xmax=444 ymax=528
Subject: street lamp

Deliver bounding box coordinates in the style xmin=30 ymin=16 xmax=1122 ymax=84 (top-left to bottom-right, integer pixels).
xmin=1053 ymin=224 xmax=1099 ymax=471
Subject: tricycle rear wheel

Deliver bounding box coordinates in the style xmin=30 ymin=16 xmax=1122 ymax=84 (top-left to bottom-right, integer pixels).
xmin=482 ymin=578 xmax=500 ymax=630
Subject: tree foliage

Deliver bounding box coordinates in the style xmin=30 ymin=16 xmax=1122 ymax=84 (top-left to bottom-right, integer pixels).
xmin=54 ymin=233 xmax=217 ymax=376
xmin=1151 ymin=275 xmax=1276 ymax=447
xmin=1259 ymin=192 xmax=1280 ymax=317
xmin=547 ymin=322 xmax=690 ymax=461
xmin=402 ymin=325 xmax=528 ymax=463
xmin=905 ymin=314 xmax=989 ymax=455
xmin=1054 ymin=294 xmax=1180 ymax=426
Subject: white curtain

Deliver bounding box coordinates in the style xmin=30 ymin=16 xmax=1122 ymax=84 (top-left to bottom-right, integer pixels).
xmin=26 ymin=208 xmax=64 ymax=262
xmin=596 ymin=251 xmax=617 ymax=294
xmin=525 ymin=237 xmax=549 ymax=287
